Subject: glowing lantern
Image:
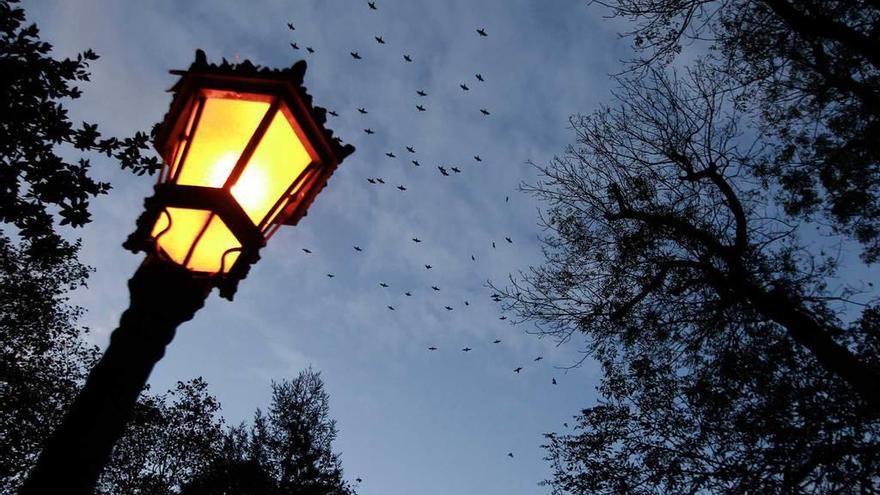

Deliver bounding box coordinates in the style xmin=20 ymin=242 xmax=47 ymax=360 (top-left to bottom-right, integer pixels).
xmin=125 ymin=50 xmax=354 ymax=299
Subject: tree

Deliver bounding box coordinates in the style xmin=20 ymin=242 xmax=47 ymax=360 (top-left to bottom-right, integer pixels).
xmin=597 ymin=0 xmax=880 ymax=261
xmin=183 ymin=368 xmax=356 ymax=495
xmin=497 ymin=68 xmax=880 ymax=492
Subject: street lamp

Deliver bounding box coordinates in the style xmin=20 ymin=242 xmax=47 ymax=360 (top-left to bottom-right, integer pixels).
xmin=22 ymin=50 xmax=354 ymax=495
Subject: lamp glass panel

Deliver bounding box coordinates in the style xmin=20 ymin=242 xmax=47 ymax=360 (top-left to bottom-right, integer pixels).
xmin=176 ymin=98 xmax=270 ymax=188
xmin=231 ymin=110 xmax=312 ymax=226
xmin=186 ymin=214 xmax=241 ymax=273
xmin=150 ymin=207 xmax=241 ymax=274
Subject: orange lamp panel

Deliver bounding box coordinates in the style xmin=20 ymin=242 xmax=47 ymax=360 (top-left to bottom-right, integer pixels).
xmin=150 ymin=207 xmax=241 ymax=274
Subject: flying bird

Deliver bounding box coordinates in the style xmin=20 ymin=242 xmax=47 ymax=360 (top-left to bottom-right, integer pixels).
xmin=499 ymin=316 xmax=507 ymax=320
xmin=328 ymin=110 xmax=339 ymax=117
xmin=375 ymin=36 xmax=385 ymax=44
xmin=358 ymin=108 xmax=368 ymax=114
xmin=445 ymin=306 xmax=454 ymax=311
xmin=476 ymin=73 xmax=484 ymax=82
xmin=505 ymin=196 xmax=509 ymax=202
xmin=552 ymin=378 xmax=557 ymax=385
xmin=492 ymin=242 xmax=496 ymax=249
xmin=428 ymin=346 xmax=437 ymax=351
xmin=290 ymin=42 xmax=299 ymax=50
xmin=506 ymin=237 xmax=513 ymax=243
xmin=376 ymin=178 xmax=385 ymax=184
xmin=364 ymin=128 xmax=374 ymax=134
xmin=474 ymin=155 xmax=482 ymax=162
xmin=405 ymin=291 xmax=412 ymax=296
xmin=387 ymin=305 xmax=395 ymax=310
xmin=464 ymin=301 xmax=469 ymax=306
xmin=403 ymin=54 xmax=412 ymax=62
xmin=406 ymin=146 xmax=415 ymax=153
xmin=438 ymin=166 xmax=449 ymax=176
xmin=379 ymin=282 xmax=389 ymax=288
xmin=417 ymin=90 xmax=427 ymax=96
xmin=287 ymin=22 xmax=295 ymax=30
xmin=412 ymin=238 xmax=422 ymax=243
xmin=477 ymin=28 xmax=488 ymax=36
xmin=385 ymin=152 xmax=396 ymax=158
xmin=354 ymin=246 xmax=363 ymax=252
xmin=351 ymin=52 xmax=362 ymax=59
xmin=397 ymin=185 xmax=407 ymax=191
xmin=327 ymin=273 xmax=334 ymax=278
xmin=480 ymin=108 xmax=491 ymax=115
xmin=425 ymin=264 xmax=432 ymax=269
xmin=460 ymin=83 xmax=470 ymax=91
xmin=507 ymin=452 xmax=514 ymax=458
xmin=416 ymin=105 xmax=426 ymax=112
xmin=462 ymin=347 xmax=472 ymax=352
xmin=302 ymin=248 xmax=312 ymax=254
xmin=412 ymin=160 xmax=421 ymax=166
xmin=493 ymin=339 xmax=501 ymax=344
xmin=306 ymin=46 xmax=314 ymax=53
xmin=471 ymin=255 xmax=476 ymax=261
xmin=368 ymin=1 xmax=376 ymax=9
xmin=513 ymin=367 xmax=523 ymax=373
xmin=431 ymin=286 xmax=440 ymax=291
xmin=534 ymin=356 xmax=543 ymax=362
xmin=356 ymin=477 xmax=364 ymax=483
xmin=451 ymin=167 xmax=461 ymax=173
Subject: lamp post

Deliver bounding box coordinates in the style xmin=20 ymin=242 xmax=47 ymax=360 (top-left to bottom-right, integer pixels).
xmin=22 ymin=50 xmax=354 ymax=495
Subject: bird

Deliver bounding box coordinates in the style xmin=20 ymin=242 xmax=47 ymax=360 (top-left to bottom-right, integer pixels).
xmin=464 ymin=301 xmax=469 ymax=306
xmin=403 ymin=54 xmax=412 ymax=62
xmin=507 ymin=452 xmax=514 ymax=458
xmin=493 ymin=339 xmax=501 ymax=344
xmin=513 ymin=367 xmax=523 ymax=373
xmin=460 ymin=83 xmax=470 ymax=91
xmin=327 ymin=273 xmax=334 ymax=278
xmin=350 ymin=51 xmax=362 ymax=59
xmin=287 ymin=22 xmax=295 ymax=30
xmin=358 ymin=108 xmax=368 ymax=114
xmin=462 ymin=347 xmax=472 ymax=352
xmin=471 ymin=255 xmax=476 ymax=261
xmin=306 ymin=46 xmax=314 ymax=53
xmin=387 ymin=305 xmax=395 ymax=310
xmin=417 ymin=90 xmax=427 ymax=96
xmin=379 ymin=282 xmax=389 ymax=288
xmin=506 ymin=237 xmax=513 ymax=243
xmin=385 ymin=152 xmax=396 ymax=158
xmin=480 ymin=109 xmax=491 ymax=116
xmin=356 ymin=477 xmax=364 ymax=483
xmin=505 ymin=196 xmax=509 ymax=202
xmin=451 ymin=166 xmax=461 ymax=173
xmin=438 ymin=166 xmax=449 ymax=176
xmin=364 ymin=128 xmax=375 ymax=134
xmin=406 ymin=146 xmax=415 ymax=153
xmin=375 ymin=36 xmax=385 ymax=44
xmin=431 ymin=286 xmax=440 ymax=291
xmin=376 ymin=178 xmax=385 ymax=184
xmin=405 ymin=291 xmax=412 ymax=296
xmin=290 ymin=42 xmax=299 ymax=50
xmin=397 ymin=185 xmax=407 ymax=191
xmin=354 ymin=246 xmax=363 ymax=252
xmin=445 ymin=306 xmax=454 ymax=311
xmin=474 ymin=155 xmax=482 ymax=162
xmin=328 ymin=110 xmax=339 ymax=117
xmin=552 ymin=378 xmax=557 ymax=385
xmin=476 ymin=73 xmax=484 ymax=82
xmin=416 ymin=105 xmax=426 ymax=112
xmin=302 ymin=248 xmax=312 ymax=254
xmin=428 ymin=346 xmax=437 ymax=351
xmin=425 ymin=264 xmax=432 ymax=269
xmin=368 ymin=1 xmax=376 ymax=9
xmin=412 ymin=160 xmax=421 ymax=166
xmin=412 ymin=238 xmax=422 ymax=243
xmin=534 ymin=356 xmax=543 ymax=362
xmin=492 ymin=242 xmax=496 ymax=248
xmin=477 ymin=28 xmax=488 ymax=36
xmin=499 ymin=316 xmax=507 ymax=320
xmin=564 ymin=423 xmax=569 ymax=428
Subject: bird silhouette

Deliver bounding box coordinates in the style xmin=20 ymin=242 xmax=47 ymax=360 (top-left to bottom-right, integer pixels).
xmin=438 ymin=166 xmax=449 ymax=176
xmin=364 ymin=128 xmax=374 ymax=134
xmin=328 ymin=110 xmax=339 ymax=117
xmin=493 ymin=339 xmax=501 ymax=344
xmin=327 ymin=273 xmax=334 ymax=278
xmin=492 ymin=242 xmax=496 ymax=248
xmin=397 ymin=185 xmax=407 ymax=191
xmin=477 ymin=28 xmax=488 ymax=36
xmin=471 ymin=255 xmax=476 ymax=261
xmin=460 ymin=83 xmax=470 ymax=91
xmin=428 ymin=346 xmax=437 ymax=351
xmin=290 ymin=42 xmax=299 ymax=50
xmin=405 ymin=291 xmax=412 ymax=296
xmin=376 ymin=178 xmax=385 ymax=184
xmin=564 ymin=423 xmax=569 ymax=428
xmin=375 ymin=36 xmax=385 ymax=44
xmin=431 ymin=286 xmax=440 ymax=291
xmin=474 ymin=155 xmax=482 ymax=162
xmin=302 ymin=248 xmax=312 ymax=254
xmin=380 ymin=282 xmax=389 ymax=288
xmin=552 ymin=378 xmax=557 ymax=385
xmin=358 ymin=107 xmax=368 ymax=114
xmin=417 ymin=90 xmax=427 ymax=96
xmin=476 ymin=73 xmax=484 ymax=82
xmin=412 ymin=160 xmax=421 ymax=166
xmin=354 ymin=246 xmax=363 ymax=252
xmin=356 ymin=477 xmax=364 ymax=483
xmin=287 ymin=22 xmax=295 ymax=30
xmin=385 ymin=152 xmax=396 ymax=158
xmin=403 ymin=54 xmax=412 ymax=62
xmin=507 ymin=452 xmax=514 ymax=458
xmin=499 ymin=316 xmax=507 ymax=320
xmin=445 ymin=306 xmax=454 ymax=311
xmin=534 ymin=356 xmax=543 ymax=362
xmin=462 ymin=347 xmax=472 ymax=352
xmin=480 ymin=109 xmax=491 ymax=115
xmin=425 ymin=264 xmax=432 ymax=269
xmin=406 ymin=146 xmax=415 ymax=153
xmin=350 ymin=51 xmax=362 ymax=59
xmin=505 ymin=237 xmax=513 ymax=243
xmin=388 ymin=305 xmax=395 ymax=310
xmin=505 ymin=196 xmax=509 ymax=202
xmin=416 ymin=105 xmax=426 ymax=112
xmin=451 ymin=166 xmax=461 ymax=173
xmin=368 ymin=1 xmax=377 ymax=9
xmin=412 ymin=238 xmax=422 ymax=243
xmin=306 ymin=46 xmax=315 ymax=53
xmin=513 ymin=367 xmax=522 ymax=373
xmin=464 ymin=301 xmax=469 ymax=306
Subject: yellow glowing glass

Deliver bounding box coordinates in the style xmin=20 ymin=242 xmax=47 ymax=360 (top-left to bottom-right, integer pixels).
xmin=150 ymin=207 xmax=241 ymax=274
xmin=231 ymin=111 xmax=312 ymax=225
xmin=176 ymin=98 xmax=270 ymax=187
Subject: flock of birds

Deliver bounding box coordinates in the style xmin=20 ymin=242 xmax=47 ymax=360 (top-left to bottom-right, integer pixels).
xmin=285 ymin=1 xmax=564 ymax=465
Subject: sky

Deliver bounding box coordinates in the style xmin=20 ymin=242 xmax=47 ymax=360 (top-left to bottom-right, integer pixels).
xmin=23 ymin=1 xmax=632 ymax=493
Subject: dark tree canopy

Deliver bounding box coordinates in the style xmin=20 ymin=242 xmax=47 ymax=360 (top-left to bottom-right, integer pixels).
xmin=499 ymin=68 xmax=880 ymax=493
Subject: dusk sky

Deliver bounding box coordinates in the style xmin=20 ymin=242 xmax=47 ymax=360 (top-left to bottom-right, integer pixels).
xmin=27 ymin=1 xmax=631 ymax=493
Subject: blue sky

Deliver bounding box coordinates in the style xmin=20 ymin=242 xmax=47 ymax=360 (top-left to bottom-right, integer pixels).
xmin=25 ymin=1 xmax=631 ymax=493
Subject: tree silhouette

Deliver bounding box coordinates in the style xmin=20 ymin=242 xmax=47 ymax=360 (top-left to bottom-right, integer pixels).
xmin=498 ymin=68 xmax=880 ymax=492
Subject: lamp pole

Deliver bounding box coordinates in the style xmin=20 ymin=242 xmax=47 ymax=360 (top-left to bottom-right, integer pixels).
xmin=22 ymin=257 xmax=210 ymax=494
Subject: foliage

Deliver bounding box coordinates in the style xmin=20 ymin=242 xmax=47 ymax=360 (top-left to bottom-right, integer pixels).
xmin=498 ymin=68 xmax=880 ymax=493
